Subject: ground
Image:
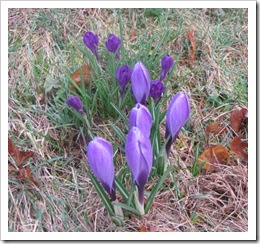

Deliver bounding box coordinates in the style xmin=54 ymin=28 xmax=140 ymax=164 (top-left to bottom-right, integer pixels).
xmin=8 ymin=8 xmax=248 ymax=232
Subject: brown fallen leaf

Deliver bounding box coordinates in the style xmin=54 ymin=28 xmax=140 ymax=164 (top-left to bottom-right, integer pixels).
xmin=205 ymin=122 xmax=225 ymax=137
xmin=130 ymin=28 xmax=137 ymax=42
xmin=140 ymin=226 xmax=147 ymax=232
xmin=8 ymin=137 xmax=38 ymax=186
xmin=230 ymin=135 xmax=248 ymax=159
xmin=230 ymin=108 xmax=248 ymax=133
xmin=8 ymin=138 xmax=34 ymax=166
xmin=198 ymin=145 xmax=230 ymax=172
xmin=186 ymin=29 xmax=196 ymax=67
xmin=70 ymin=64 xmax=92 ymax=90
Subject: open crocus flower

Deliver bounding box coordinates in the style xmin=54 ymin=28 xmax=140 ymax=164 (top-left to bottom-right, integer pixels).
xmin=165 ymin=91 xmax=190 ymax=157
xmin=115 ymin=65 xmax=132 ymax=95
xmin=150 ymin=80 xmax=166 ymax=101
xmin=129 ymin=103 xmax=152 ymax=138
xmin=105 ymin=34 xmax=121 ymax=59
xmin=160 ymin=54 xmax=174 ymax=81
xmin=125 ymin=127 xmax=153 ymax=205
xmin=131 ymin=61 xmax=151 ymax=105
xmin=83 ymin=31 xmax=99 ymax=61
xmin=66 ymin=96 xmax=84 ymax=114
xmin=87 ymin=137 xmax=116 ymax=201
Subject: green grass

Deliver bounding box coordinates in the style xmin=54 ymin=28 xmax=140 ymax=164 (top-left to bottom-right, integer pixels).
xmin=8 ymin=8 xmax=248 ymax=232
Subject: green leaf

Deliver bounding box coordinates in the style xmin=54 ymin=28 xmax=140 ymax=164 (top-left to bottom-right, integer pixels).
xmin=109 ymin=122 xmax=126 ymax=143
xmin=145 ymin=164 xmax=173 ymax=213
xmin=114 ymin=176 xmax=135 ymax=208
xmin=113 ymin=201 xmax=141 ymax=216
xmin=110 ymin=102 xmax=129 ymax=127
xmin=87 ymin=168 xmax=114 ymax=216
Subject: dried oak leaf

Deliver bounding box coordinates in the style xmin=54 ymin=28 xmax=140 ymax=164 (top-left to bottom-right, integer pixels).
xmin=198 ymin=145 xmax=230 ymax=172
xmin=230 ymin=135 xmax=248 ymax=159
xmin=70 ymin=64 xmax=92 ymax=90
xmin=205 ymin=122 xmax=225 ymax=137
xmin=186 ymin=28 xmax=196 ymax=67
xmin=8 ymin=138 xmax=34 ymax=166
xmin=230 ymin=108 xmax=248 ymax=133
xmin=8 ymin=137 xmax=38 ymax=186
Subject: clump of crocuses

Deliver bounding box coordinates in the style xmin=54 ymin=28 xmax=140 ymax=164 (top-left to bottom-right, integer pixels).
xmin=165 ymin=91 xmax=190 ymax=157
xmin=83 ymin=31 xmax=99 ymax=61
xmin=116 ymin=65 xmax=132 ymax=96
xmin=66 ymin=95 xmax=84 ymax=114
xmin=105 ymin=34 xmax=121 ymax=59
xmin=160 ymin=54 xmax=174 ymax=81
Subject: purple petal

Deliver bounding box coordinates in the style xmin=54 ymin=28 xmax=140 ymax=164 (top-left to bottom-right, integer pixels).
xmin=115 ymin=65 xmax=131 ymax=94
xmin=66 ymin=96 xmax=83 ymax=114
xmin=165 ymin=91 xmax=190 ymax=155
xmin=160 ymin=54 xmax=174 ymax=81
xmin=87 ymin=137 xmax=116 ymax=200
xmin=129 ymin=103 xmax=152 ymax=138
xmin=150 ymin=80 xmax=166 ymax=100
xmin=83 ymin=31 xmax=99 ymax=60
xmin=125 ymin=127 xmax=152 ymax=187
xmin=105 ymin=33 xmax=121 ymax=54
xmin=131 ymin=62 xmax=151 ymax=104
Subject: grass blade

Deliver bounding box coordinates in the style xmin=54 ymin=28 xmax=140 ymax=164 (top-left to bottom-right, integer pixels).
xmin=145 ymin=164 xmax=173 ymax=213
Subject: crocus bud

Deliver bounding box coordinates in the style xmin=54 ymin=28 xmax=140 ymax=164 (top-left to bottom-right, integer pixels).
xmin=150 ymin=80 xmax=166 ymax=101
xmin=83 ymin=31 xmax=99 ymax=61
xmin=165 ymin=91 xmax=190 ymax=157
xmin=66 ymin=96 xmax=84 ymax=114
xmin=160 ymin=54 xmax=174 ymax=81
xmin=115 ymin=65 xmax=131 ymax=95
xmin=129 ymin=103 xmax=152 ymax=138
xmin=125 ymin=127 xmax=153 ymax=205
xmin=87 ymin=137 xmax=116 ymax=201
xmin=105 ymin=34 xmax=121 ymax=59
xmin=131 ymin=61 xmax=151 ymax=105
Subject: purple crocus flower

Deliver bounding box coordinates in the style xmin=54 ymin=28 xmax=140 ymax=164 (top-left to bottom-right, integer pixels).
xmin=131 ymin=61 xmax=151 ymax=105
xmin=83 ymin=31 xmax=99 ymax=61
xmin=87 ymin=137 xmax=116 ymax=201
xmin=125 ymin=127 xmax=153 ymax=205
xmin=160 ymin=54 xmax=174 ymax=81
xmin=150 ymin=80 xmax=166 ymax=101
xmin=66 ymin=96 xmax=84 ymax=114
xmin=129 ymin=103 xmax=152 ymax=138
xmin=116 ymin=65 xmax=132 ymax=95
xmin=165 ymin=91 xmax=190 ymax=157
xmin=105 ymin=34 xmax=121 ymax=59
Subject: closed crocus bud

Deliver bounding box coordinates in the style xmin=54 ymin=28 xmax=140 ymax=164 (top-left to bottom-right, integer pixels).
xmin=87 ymin=137 xmax=116 ymax=201
xmin=125 ymin=127 xmax=153 ymax=205
xmin=116 ymin=65 xmax=131 ymax=95
xmin=131 ymin=62 xmax=151 ymax=105
xmin=160 ymin=54 xmax=174 ymax=81
xmin=83 ymin=31 xmax=99 ymax=61
xmin=150 ymin=80 xmax=166 ymax=101
xmin=165 ymin=91 xmax=190 ymax=157
xmin=129 ymin=103 xmax=152 ymax=138
xmin=105 ymin=34 xmax=121 ymax=59
xmin=66 ymin=96 xmax=84 ymax=114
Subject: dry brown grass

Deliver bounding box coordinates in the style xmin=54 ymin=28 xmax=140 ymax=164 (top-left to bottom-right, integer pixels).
xmin=8 ymin=8 xmax=248 ymax=232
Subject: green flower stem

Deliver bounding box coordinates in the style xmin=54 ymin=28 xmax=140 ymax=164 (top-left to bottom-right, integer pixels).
xmin=82 ymin=112 xmax=94 ymax=139
xmin=134 ymin=187 xmax=145 ymax=216
xmin=113 ymin=201 xmax=124 ymax=219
